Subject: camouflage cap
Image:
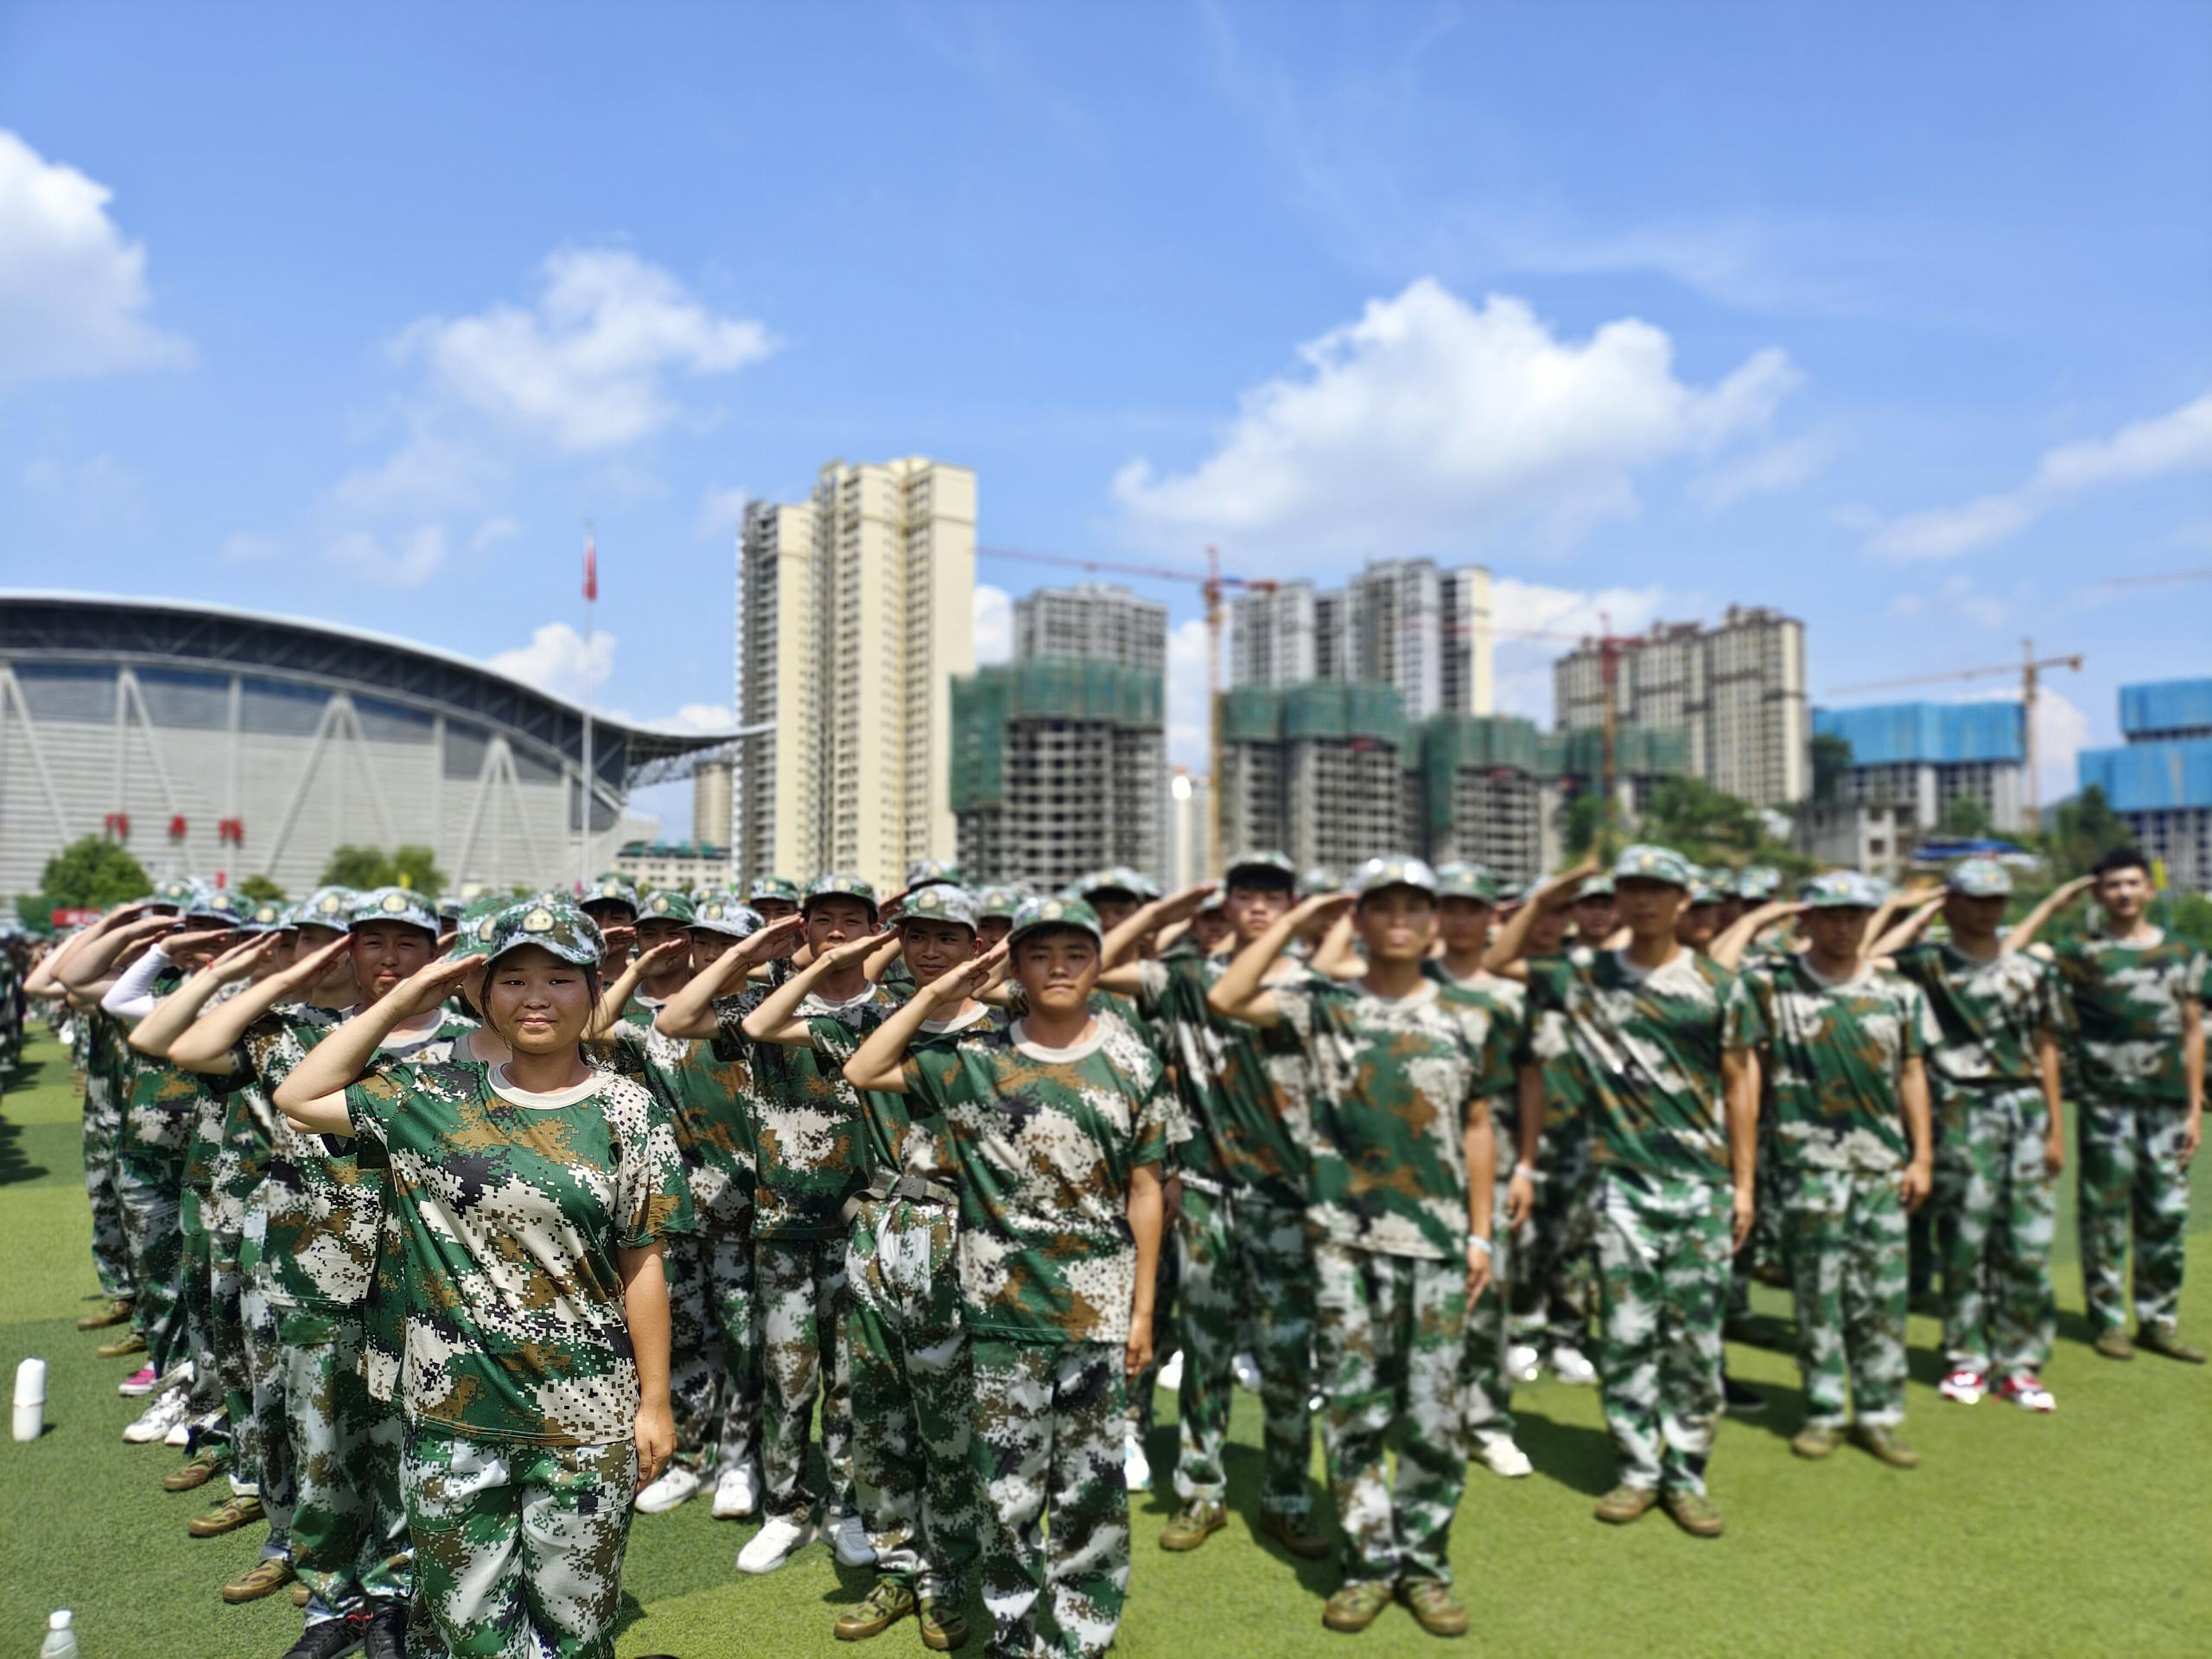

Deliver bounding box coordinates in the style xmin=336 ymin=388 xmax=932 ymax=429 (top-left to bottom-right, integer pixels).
xmin=185 ymin=887 xmax=251 ymax=924
xmin=1733 ymin=865 xmax=1783 ymax=902
xmin=293 ymin=887 xmax=356 ymax=931
xmin=1800 ymin=869 xmax=1887 ymax=910
xmin=690 ymin=896 xmax=763 ymax=938
xmin=804 ymin=872 xmax=878 ymax=912
xmin=1353 ymin=855 xmax=1440 ymax=899
xmin=1573 ymin=875 xmax=1616 ymax=901
xmin=581 ymin=877 xmax=639 ymax=914
xmin=1687 ymin=868 xmax=1726 ymax=907
xmin=1007 ymin=893 xmax=1103 ymax=950
xmin=244 ymin=899 xmax=294 ymax=932
xmin=451 ymin=894 xmax=510 ymax=958
xmin=1434 ymin=861 xmax=1502 ymax=904
xmin=483 ymin=898 xmax=604 ymax=970
xmin=974 ymin=883 xmax=1025 ymax=918
xmin=747 ymin=874 xmax=801 ymax=906
xmin=1946 ymin=857 xmax=2013 ymax=899
xmin=350 ymin=886 xmax=442 ymax=936
xmin=899 ymin=883 xmax=979 ymax=932
xmin=637 ymin=889 xmax=698 ymax=926
xmin=154 ymin=877 xmax=203 ymax=909
xmin=1612 ymin=843 xmax=1695 ymax=889
xmin=903 ymin=858 xmax=965 ymax=893
xmin=1080 ymin=867 xmax=1142 ymax=901
xmin=1224 ymin=850 xmax=1299 ymax=888
xmin=1297 ymin=866 xmax=1344 ymax=899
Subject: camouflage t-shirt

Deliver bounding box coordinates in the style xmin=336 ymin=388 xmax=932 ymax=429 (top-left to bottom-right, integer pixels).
xmin=345 ymin=1060 xmax=691 ymax=1446
xmin=1891 ymin=943 xmax=2066 ymax=1091
xmin=1133 ymin=955 xmax=1311 ymax=1210
xmin=903 ymin=1016 xmax=1172 ymax=1345
xmin=606 ymin=1005 xmax=755 ymax=1231
xmin=1427 ymin=963 xmax=1527 ymax=1144
xmin=1271 ymin=978 xmax=1506 ymax=1261
xmin=119 ymin=968 xmax=199 ymax=1157
xmin=2052 ymin=932 xmax=2209 ymax=1105
xmin=807 ymin=1001 xmax=1002 ymax=1191
xmin=715 ymin=982 xmax=901 ymax=1240
xmin=1746 ymin=957 xmax=1937 ymax=1172
xmin=1526 ymin=946 xmax=1763 ymax=1185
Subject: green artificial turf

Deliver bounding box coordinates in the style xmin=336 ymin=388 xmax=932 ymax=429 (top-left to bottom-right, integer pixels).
xmin=3 ymin=1027 xmax=2209 ymax=1658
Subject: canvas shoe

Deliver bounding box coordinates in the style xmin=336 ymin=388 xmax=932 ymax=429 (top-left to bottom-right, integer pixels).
xmin=834 ymin=1576 xmax=917 ymax=1642
xmin=1995 ymin=1373 xmax=2056 ymax=1413
xmin=712 ymin=1462 xmax=761 ymax=1519
xmin=633 ymin=1465 xmax=702 ymax=1514
xmin=736 ymin=1515 xmax=818 ymax=1573
xmin=98 ymin=1330 xmax=149 ymax=1360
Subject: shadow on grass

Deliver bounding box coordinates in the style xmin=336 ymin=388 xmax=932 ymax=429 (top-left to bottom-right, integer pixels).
xmin=1217 ymin=1440 xmax=1338 ymax=1599
xmin=1512 ymin=1408 xmax=1619 ymax=1495
xmin=0 ymin=1059 xmax=53 ymax=1185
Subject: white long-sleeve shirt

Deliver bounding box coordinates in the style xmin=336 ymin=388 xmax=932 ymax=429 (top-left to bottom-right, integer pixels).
xmin=100 ymin=944 xmax=173 ymax=1026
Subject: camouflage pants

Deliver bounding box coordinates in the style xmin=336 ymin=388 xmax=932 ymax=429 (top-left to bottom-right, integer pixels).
xmin=1591 ymin=1171 xmax=1732 ymax=1496
xmin=1936 ymin=1085 xmax=2056 ymax=1376
xmin=2078 ymin=1096 xmax=2193 ymax=1338
xmin=1312 ymin=1242 xmax=1467 ymax=1588
xmin=211 ymin=1222 xmax=257 ymax=1492
xmin=81 ymin=1075 xmax=137 ymax=1301
xmin=115 ymin=1142 xmax=187 ymax=1375
xmin=969 ymin=1339 xmax=1128 ymax=1659
xmin=1173 ymin=1189 xmax=1315 ymax=1516
xmin=662 ymin=1233 xmax=723 ymax=1474
xmin=1785 ymin=1166 xmax=1909 ymax=1428
xmin=1461 ymin=1175 xmax=1518 ymax=1440
xmin=404 ymin=1430 xmax=635 ymax=1659
xmin=701 ymin=1228 xmax=760 ymax=1475
xmin=1511 ymin=1130 xmax=1593 ymax=1352
xmin=179 ymin=1185 xmax=223 ymax=1416
xmin=240 ymin=1231 xmax=295 ymax=1545
xmin=754 ymin=1236 xmax=855 ymax=1522
xmin=846 ymin=1197 xmax=978 ymax=1601
xmin=282 ymin=1313 xmax=410 ymax=1611
xmin=1126 ymin=1220 xmax=1179 ymax=1437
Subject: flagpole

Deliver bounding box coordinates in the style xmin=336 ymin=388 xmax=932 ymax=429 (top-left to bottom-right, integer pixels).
xmin=581 ymin=522 xmax=595 ymax=895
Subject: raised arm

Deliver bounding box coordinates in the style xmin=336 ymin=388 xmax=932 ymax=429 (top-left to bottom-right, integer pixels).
xmin=1864 ymin=882 xmax=1936 ymax=958
xmin=655 ymin=916 xmax=798 ymax=1039
xmin=1307 ymin=911 xmax=1366 ymax=981
xmin=128 ymin=936 xmax=278 ymax=1056
xmin=1482 ymin=859 xmax=1597 ymax=976
xmin=1208 ymin=893 xmax=1351 ymax=1028
xmin=740 ymin=927 xmax=890 ymax=1048
xmin=590 ymin=938 xmax=689 ymax=1038
xmin=59 ymin=913 xmax=179 ymax=996
xmin=842 ymin=945 xmax=1006 ymax=1095
xmin=274 ymin=955 xmax=477 ymax=1131
xmin=168 ymin=935 xmax=353 ymax=1075
xmin=1712 ymin=899 xmax=1803 ymax=970
xmin=1867 ymin=896 xmax=1943 ymax=962
xmin=28 ymin=906 xmax=146 ymax=997
xmin=1103 ymin=883 xmax=1215 ymax=970
xmin=2004 ymin=875 xmax=2093 ymax=954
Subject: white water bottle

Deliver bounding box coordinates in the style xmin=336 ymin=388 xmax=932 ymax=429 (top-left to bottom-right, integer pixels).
xmin=13 ymin=1357 xmax=45 ymax=1442
xmin=41 ymin=1610 xmax=80 ymax=1659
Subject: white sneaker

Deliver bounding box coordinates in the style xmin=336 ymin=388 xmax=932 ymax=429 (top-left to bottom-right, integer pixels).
xmin=1473 ymin=1433 xmax=1534 ymax=1478
xmin=1505 ymin=1344 xmax=1541 ymax=1385
xmin=830 ymin=1512 xmax=876 ymax=1567
xmin=712 ymin=1463 xmax=761 ymax=1519
xmin=735 ymin=1515 xmax=817 ymax=1573
xmin=1231 ymin=1352 xmax=1262 ymax=1393
xmin=1938 ymin=1368 xmax=1986 ymax=1407
xmin=1308 ymin=1391 xmax=1326 ymax=1414
xmin=1549 ymin=1345 xmax=1597 ymax=1386
xmin=1156 ymin=1350 xmax=1184 ymax=1391
xmin=124 ymin=1387 xmax=193 ymax=1445
xmin=634 ymin=1465 xmax=702 ymax=1514
xmin=1122 ymin=1432 xmax=1152 ymax=1492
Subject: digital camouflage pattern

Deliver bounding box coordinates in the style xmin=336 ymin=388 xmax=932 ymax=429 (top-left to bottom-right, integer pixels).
xmin=343 ymin=1061 xmax=690 ymax=1445
xmin=1936 ymin=1085 xmax=2057 ymax=1375
xmin=755 ymin=1236 xmax=855 ymax=1524
xmin=2051 ymin=932 xmax=2209 ymax=1105
xmin=283 ymin=1316 xmax=410 ymax=1613
xmin=1526 ymin=946 xmax=1763 ymax=1185
xmin=1133 ymin=954 xmax=1311 ymax=1209
xmin=1745 ymin=957 xmax=1937 ymax=1172
xmin=1591 ymin=1170 xmax=1732 ymax=1494
xmin=1515 ymin=986 xmax=1599 ymax=1352
xmin=1459 ymin=1166 xmax=1519 ymax=1440
xmin=902 ymin=1017 xmax=1172 ymax=1345
xmin=1891 ymin=943 xmax=2068 ymax=1091
xmin=2077 ymin=1098 xmax=2193 ymax=1337
xmin=1270 ymin=979 xmax=1503 ymax=1261
xmin=969 ymin=1338 xmax=1129 ymax=1659
xmin=79 ymin=1010 xmax=137 ymax=1301
xmin=1312 ymin=1240 xmax=1467 ymax=1588
xmin=404 ymin=1430 xmax=634 ymax=1659
xmin=1788 ymin=1166 xmax=1910 ymax=1427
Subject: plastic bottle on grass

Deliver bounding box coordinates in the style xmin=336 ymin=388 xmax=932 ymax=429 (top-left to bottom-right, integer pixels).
xmin=41 ymin=1610 xmax=80 ymax=1659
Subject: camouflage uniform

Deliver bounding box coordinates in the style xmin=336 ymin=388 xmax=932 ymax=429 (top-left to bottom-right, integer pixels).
xmin=902 ymin=980 xmax=1171 ymax=1659
xmin=79 ymin=1009 xmax=137 ymax=1305
xmin=344 ymin=1033 xmax=690 ymax=1659
xmin=114 ymin=968 xmax=194 ymax=1376
xmin=1892 ymin=938 xmax=2067 ymax=1377
xmin=1510 ymin=978 xmax=1599 ymax=1356
xmin=1745 ymin=948 xmax=1936 ymax=1428
xmin=2052 ymin=932 xmax=2209 ymax=1338
xmin=1527 ymin=885 xmax=1763 ymax=1497
xmin=1132 ymin=950 xmax=1319 ymax=1521
xmin=1271 ymin=945 xmax=1501 ymax=1592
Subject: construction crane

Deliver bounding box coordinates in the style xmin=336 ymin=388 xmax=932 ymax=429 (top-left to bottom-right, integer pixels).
xmin=1826 ymin=638 xmax=2084 ymax=831
xmin=976 ymin=543 xmax=1277 ymax=871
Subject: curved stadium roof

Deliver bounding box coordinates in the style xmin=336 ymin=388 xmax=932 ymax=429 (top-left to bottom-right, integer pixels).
xmin=0 ymin=590 xmax=736 ymax=788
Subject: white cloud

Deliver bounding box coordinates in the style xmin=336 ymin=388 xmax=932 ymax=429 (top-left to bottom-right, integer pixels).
xmin=1688 ymin=432 xmax=1832 ymax=511
xmin=696 ymin=483 xmax=750 ymax=542
xmin=326 ymin=525 xmax=448 ymax=589
xmin=973 ymin=584 xmax=1013 ymax=665
xmin=1166 ymin=616 xmax=1211 ymax=772
xmin=220 ymin=531 xmax=283 ymax=564
xmin=22 ymin=453 xmax=146 ymax=535
xmin=1486 ymin=575 xmax=1674 ymax=723
xmin=471 ymin=516 xmax=522 ymax=551
xmin=1864 ymin=391 xmax=2212 ymax=561
xmin=0 ymin=130 xmax=191 ymax=385
xmin=655 ymin=702 xmax=735 ymax=733
xmin=1113 ymin=280 xmax=1796 ymax=566
xmin=391 ymin=248 xmax=776 ymax=453
xmin=330 ymin=428 xmax=499 ymax=518
xmin=488 ymin=620 xmax=616 ymax=703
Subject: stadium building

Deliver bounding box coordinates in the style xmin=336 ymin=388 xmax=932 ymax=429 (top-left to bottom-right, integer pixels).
xmin=0 ymin=592 xmax=734 ymax=903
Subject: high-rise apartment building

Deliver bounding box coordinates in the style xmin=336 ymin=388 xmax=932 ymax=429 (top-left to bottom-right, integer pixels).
xmin=1554 ymin=605 xmax=1808 ymax=806
xmin=1164 ymin=766 xmax=1214 ymax=888
xmin=1014 ymin=584 xmax=1166 ymax=674
xmin=1230 ymin=560 xmax=1493 ymax=718
xmin=2076 ymin=678 xmax=2212 ymax=893
xmin=734 ymin=457 xmax=975 ymax=892
xmin=1811 ymin=702 xmax=2027 ymax=834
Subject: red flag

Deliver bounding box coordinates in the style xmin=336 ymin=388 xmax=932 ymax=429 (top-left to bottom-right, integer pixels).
xmin=583 ymin=536 xmax=598 ymax=602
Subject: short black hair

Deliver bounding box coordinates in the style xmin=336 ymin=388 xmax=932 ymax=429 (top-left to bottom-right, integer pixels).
xmin=2092 ymin=847 xmax=2151 ymax=880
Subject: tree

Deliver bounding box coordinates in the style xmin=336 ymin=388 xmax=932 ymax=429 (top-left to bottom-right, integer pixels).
xmin=1642 ymin=775 xmax=1765 ymax=864
xmin=319 ymin=843 xmax=448 ymax=899
xmin=238 ymin=873 xmax=288 ymax=905
xmin=391 ymin=845 xmax=448 ymax=900
xmin=16 ymin=836 xmax=151 ymax=933
xmin=2042 ymin=785 xmax=2133 ymax=879
xmin=1562 ymin=791 xmax=1609 ymax=859
xmin=1809 ymin=732 xmax=1853 ymax=808
xmin=1938 ymin=796 xmax=1992 ymax=838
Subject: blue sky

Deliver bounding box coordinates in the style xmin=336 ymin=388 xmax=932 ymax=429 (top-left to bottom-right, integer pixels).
xmin=4 ymin=1 xmax=2208 ymax=835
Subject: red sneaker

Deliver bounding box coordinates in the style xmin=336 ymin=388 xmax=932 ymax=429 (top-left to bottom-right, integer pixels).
xmin=1996 ymin=1373 xmax=2055 ymax=1413
xmin=1936 ymin=1368 xmax=1986 ymax=1405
